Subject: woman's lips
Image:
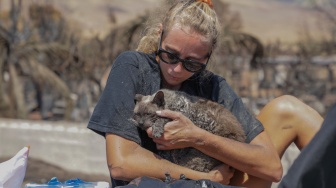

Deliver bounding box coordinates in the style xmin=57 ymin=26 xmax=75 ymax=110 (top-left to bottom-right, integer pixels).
xmin=169 ymin=74 xmax=180 ymax=80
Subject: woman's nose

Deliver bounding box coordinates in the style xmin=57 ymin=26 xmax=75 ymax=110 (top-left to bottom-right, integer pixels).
xmin=172 ymin=62 xmax=184 ymax=72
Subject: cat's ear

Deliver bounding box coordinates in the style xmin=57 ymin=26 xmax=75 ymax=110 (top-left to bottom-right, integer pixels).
xmin=152 ymin=91 xmax=165 ymax=107
xmin=134 ymin=94 xmax=143 ymax=103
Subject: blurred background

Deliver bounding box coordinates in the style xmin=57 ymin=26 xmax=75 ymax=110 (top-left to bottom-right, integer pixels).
xmin=0 ymin=0 xmax=335 ymax=187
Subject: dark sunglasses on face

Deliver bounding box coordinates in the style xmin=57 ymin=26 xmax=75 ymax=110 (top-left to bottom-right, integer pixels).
xmin=156 ymin=31 xmax=211 ymax=73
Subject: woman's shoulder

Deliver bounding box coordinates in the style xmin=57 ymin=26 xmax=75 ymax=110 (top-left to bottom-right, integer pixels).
xmin=182 ymin=71 xmax=233 ymax=99
xmin=200 ymin=71 xmax=238 ymax=99
xmin=114 ymin=51 xmax=156 ymax=65
xmin=195 ymin=71 xmax=228 ymax=86
xmin=118 ymin=50 xmax=154 ymax=58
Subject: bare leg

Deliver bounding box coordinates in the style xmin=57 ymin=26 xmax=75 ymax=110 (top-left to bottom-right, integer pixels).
xmin=231 ymin=95 xmax=323 ymax=187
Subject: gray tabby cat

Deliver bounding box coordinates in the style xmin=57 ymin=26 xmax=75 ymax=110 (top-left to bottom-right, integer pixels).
xmin=132 ymin=89 xmax=246 ymax=172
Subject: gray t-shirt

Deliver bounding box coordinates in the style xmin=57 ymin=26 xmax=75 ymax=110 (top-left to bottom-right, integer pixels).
xmin=87 ymin=51 xmax=264 ymax=187
xmin=88 ymin=51 xmax=263 ymax=144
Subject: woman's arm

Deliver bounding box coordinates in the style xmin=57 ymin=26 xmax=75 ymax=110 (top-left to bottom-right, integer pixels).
xmin=150 ymin=110 xmax=282 ymax=182
xmin=105 ymin=133 xmax=234 ymax=184
xmin=195 ymin=128 xmax=282 ymax=182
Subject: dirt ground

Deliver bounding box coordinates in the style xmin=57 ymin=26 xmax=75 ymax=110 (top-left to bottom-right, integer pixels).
xmin=0 ymin=157 xmax=111 ymax=187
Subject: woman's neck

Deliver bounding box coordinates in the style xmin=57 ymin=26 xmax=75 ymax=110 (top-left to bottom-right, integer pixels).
xmin=161 ymin=81 xmax=181 ymax=90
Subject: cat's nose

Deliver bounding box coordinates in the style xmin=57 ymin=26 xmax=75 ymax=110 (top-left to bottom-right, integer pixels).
xmin=138 ymin=120 xmax=144 ymax=126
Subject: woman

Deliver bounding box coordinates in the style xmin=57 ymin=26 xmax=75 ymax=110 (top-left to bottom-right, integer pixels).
xmin=87 ymin=0 xmax=323 ymax=187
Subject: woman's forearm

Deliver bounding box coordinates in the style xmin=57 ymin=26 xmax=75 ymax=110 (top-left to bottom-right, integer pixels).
xmin=106 ymin=133 xmax=209 ymax=182
xmin=151 ymin=109 xmax=282 ymax=181
xmin=192 ymin=128 xmax=282 ymax=182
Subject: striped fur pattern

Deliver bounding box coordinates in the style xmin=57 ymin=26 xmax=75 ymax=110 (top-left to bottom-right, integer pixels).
xmin=132 ymin=89 xmax=246 ymax=172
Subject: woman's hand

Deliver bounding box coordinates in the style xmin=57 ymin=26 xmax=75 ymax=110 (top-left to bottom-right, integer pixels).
xmin=208 ymin=164 xmax=235 ymax=185
xmin=146 ymin=109 xmax=202 ymax=150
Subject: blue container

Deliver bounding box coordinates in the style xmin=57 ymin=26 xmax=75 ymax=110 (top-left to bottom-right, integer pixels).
xmin=24 ymin=177 xmax=109 ymax=188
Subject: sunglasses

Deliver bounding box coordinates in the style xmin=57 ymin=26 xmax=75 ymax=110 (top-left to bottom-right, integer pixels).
xmin=156 ymin=31 xmax=211 ymax=73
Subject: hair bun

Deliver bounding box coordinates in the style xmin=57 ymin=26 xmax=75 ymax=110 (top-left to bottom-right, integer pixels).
xmin=198 ymin=0 xmax=213 ymax=8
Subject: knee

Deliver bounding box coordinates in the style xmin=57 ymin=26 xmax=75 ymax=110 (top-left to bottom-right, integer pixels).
xmin=267 ymin=95 xmax=302 ymax=118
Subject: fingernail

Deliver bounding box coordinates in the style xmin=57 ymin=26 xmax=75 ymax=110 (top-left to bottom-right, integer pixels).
xmin=156 ymin=111 xmax=162 ymax=115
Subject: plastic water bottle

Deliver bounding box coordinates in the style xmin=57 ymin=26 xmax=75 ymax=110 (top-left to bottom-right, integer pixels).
xmin=24 ymin=177 xmax=109 ymax=188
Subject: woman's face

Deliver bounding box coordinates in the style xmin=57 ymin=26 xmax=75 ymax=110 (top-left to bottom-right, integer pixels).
xmin=158 ymin=26 xmax=211 ymax=90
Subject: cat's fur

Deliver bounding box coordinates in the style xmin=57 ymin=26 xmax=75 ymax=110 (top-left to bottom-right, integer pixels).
xmin=132 ymin=89 xmax=246 ymax=172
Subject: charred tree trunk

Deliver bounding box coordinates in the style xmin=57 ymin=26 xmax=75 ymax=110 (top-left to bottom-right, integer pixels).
xmin=8 ymin=62 xmax=27 ymax=118
xmin=0 ymin=38 xmax=10 ymax=116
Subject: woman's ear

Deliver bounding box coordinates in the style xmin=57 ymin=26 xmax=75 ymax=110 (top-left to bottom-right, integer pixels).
xmin=158 ymin=23 xmax=163 ymax=34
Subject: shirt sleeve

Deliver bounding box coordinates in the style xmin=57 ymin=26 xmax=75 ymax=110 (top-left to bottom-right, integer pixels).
xmin=231 ymin=97 xmax=264 ymax=143
xmin=212 ymin=76 xmax=264 ymax=143
xmin=87 ymin=51 xmax=142 ymax=144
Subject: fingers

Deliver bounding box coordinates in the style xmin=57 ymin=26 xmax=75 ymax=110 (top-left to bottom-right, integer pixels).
xmin=146 ymin=127 xmax=153 ymax=138
xmin=152 ymin=137 xmax=173 ymax=150
xmin=211 ymin=164 xmax=236 ymax=185
xmin=225 ymin=165 xmax=236 ymax=177
xmin=226 ymin=166 xmax=235 ymax=184
xmin=146 ymin=127 xmax=171 ymax=149
xmin=156 ymin=110 xmax=181 ymax=119
xmin=155 ymin=143 xmax=167 ymax=150
xmin=228 ymin=167 xmax=235 ymax=180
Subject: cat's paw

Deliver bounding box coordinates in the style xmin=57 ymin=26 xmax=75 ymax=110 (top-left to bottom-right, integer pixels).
xmin=153 ymin=131 xmax=163 ymax=138
xmin=152 ymin=123 xmax=164 ymax=138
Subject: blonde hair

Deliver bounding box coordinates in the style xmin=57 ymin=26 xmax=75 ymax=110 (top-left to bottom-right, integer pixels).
xmin=137 ymin=0 xmax=220 ymax=54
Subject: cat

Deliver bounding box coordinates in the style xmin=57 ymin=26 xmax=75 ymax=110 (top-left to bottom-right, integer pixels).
xmin=132 ymin=89 xmax=246 ymax=172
